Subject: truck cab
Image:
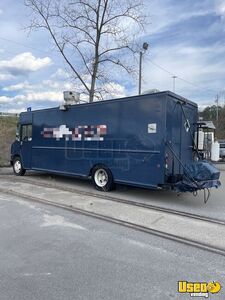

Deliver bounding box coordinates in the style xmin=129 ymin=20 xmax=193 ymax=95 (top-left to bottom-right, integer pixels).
xmin=11 ymin=118 xmax=33 ymax=175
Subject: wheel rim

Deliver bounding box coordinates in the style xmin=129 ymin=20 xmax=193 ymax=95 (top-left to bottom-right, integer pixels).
xmin=14 ymin=160 xmax=21 ymax=173
xmin=94 ymin=169 xmax=108 ymax=187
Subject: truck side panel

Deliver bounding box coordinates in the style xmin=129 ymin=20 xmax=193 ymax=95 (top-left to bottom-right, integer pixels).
xmin=31 ymin=94 xmax=166 ymax=188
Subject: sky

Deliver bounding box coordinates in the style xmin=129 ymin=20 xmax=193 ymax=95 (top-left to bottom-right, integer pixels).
xmin=0 ymin=0 xmax=225 ymax=113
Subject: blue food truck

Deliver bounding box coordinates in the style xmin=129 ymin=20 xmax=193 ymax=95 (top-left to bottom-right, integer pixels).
xmin=11 ymin=91 xmax=220 ymax=194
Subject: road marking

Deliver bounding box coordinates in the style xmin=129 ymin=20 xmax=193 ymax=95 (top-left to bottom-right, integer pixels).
xmin=41 ymin=214 xmax=87 ymax=231
xmin=23 ymin=273 xmax=52 ymax=277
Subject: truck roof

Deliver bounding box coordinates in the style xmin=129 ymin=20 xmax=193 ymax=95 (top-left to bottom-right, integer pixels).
xmin=20 ymin=90 xmax=197 ymax=116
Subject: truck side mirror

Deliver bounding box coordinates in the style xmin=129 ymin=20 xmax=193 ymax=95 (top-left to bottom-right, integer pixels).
xmin=16 ymin=132 xmax=20 ymax=141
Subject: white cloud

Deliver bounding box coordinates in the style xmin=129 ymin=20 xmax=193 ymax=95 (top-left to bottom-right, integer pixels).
xmin=0 ymin=73 xmax=14 ymax=81
xmin=13 ymin=91 xmax=63 ymax=103
xmin=42 ymin=79 xmax=74 ymax=91
xmin=215 ymin=0 xmax=225 ymax=18
xmin=0 ymin=91 xmax=63 ymax=112
xmin=0 ymin=74 xmax=127 ymax=112
xmin=50 ymin=68 xmax=70 ymax=80
xmin=3 ymin=83 xmax=125 ymax=105
xmin=3 ymin=78 xmax=74 ymax=93
xmin=0 ymin=52 xmax=52 ymax=75
xmin=2 ymin=81 xmax=33 ymax=91
xmin=0 ymin=96 xmax=10 ymax=104
xmin=6 ymin=108 xmax=26 ymax=114
xmin=99 ymin=82 xmax=126 ymax=99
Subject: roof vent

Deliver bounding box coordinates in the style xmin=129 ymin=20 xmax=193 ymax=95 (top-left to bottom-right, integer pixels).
xmin=141 ymin=89 xmax=160 ymax=95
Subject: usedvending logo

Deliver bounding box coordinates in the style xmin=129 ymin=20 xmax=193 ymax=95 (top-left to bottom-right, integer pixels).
xmin=178 ymin=281 xmax=221 ymax=298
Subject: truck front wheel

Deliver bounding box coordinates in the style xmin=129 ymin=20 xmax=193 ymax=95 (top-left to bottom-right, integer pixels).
xmin=13 ymin=157 xmax=26 ymax=176
xmin=92 ymin=166 xmax=114 ymax=191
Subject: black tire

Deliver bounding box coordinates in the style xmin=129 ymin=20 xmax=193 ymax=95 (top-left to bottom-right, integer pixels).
xmin=92 ymin=166 xmax=114 ymax=191
xmin=13 ymin=157 xmax=26 ymax=176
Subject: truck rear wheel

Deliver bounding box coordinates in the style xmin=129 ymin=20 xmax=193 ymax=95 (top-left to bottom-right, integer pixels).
xmin=13 ymin=157 xmax=26 ymax=176
xmin=92 ymin=166 xmax=114 ymax=191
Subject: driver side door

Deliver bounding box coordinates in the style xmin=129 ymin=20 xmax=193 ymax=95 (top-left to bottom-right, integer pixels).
xmin=20 ymin=124 xmax=32 ymax=169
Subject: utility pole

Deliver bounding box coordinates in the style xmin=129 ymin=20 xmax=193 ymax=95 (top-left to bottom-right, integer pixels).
xmin=215 ymin=94 xmax=219 ymax=129
xmin=172 ymin=76 xmax=177 ymax=93
xmin=138 ymin=51 xmax=143 ymax=95
xmin=138 ymin=42 xmax=149 ymax=95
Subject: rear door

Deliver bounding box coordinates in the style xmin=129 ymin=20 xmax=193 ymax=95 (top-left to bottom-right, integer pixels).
xmin=166 ymin=97 xmax=197 ymax=177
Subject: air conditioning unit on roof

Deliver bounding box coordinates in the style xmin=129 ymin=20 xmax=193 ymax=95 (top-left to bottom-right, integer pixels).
xmin=63 ymin=91 xmax=80 ymax=105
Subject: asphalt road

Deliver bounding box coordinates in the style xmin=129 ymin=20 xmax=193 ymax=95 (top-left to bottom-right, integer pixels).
xmin=1 ymin=164 xmax=224 ymax=221
xmin=0 ymin=192 xmax=224 ymax=300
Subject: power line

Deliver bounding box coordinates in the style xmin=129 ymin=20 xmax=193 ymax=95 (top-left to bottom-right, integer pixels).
xmin=148 ymin=57 xmax=199 ymax=88
xmin=147 ymin=58 xmax=174 ymax=76
xmin=147 ymin=57 xmax=218 ymax=94
xmin=0 ymin=36 xmax=53 ymax=56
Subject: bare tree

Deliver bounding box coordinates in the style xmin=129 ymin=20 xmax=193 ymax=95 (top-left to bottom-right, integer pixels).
xmin=24 ymin=0 xmax=146 ymax=102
